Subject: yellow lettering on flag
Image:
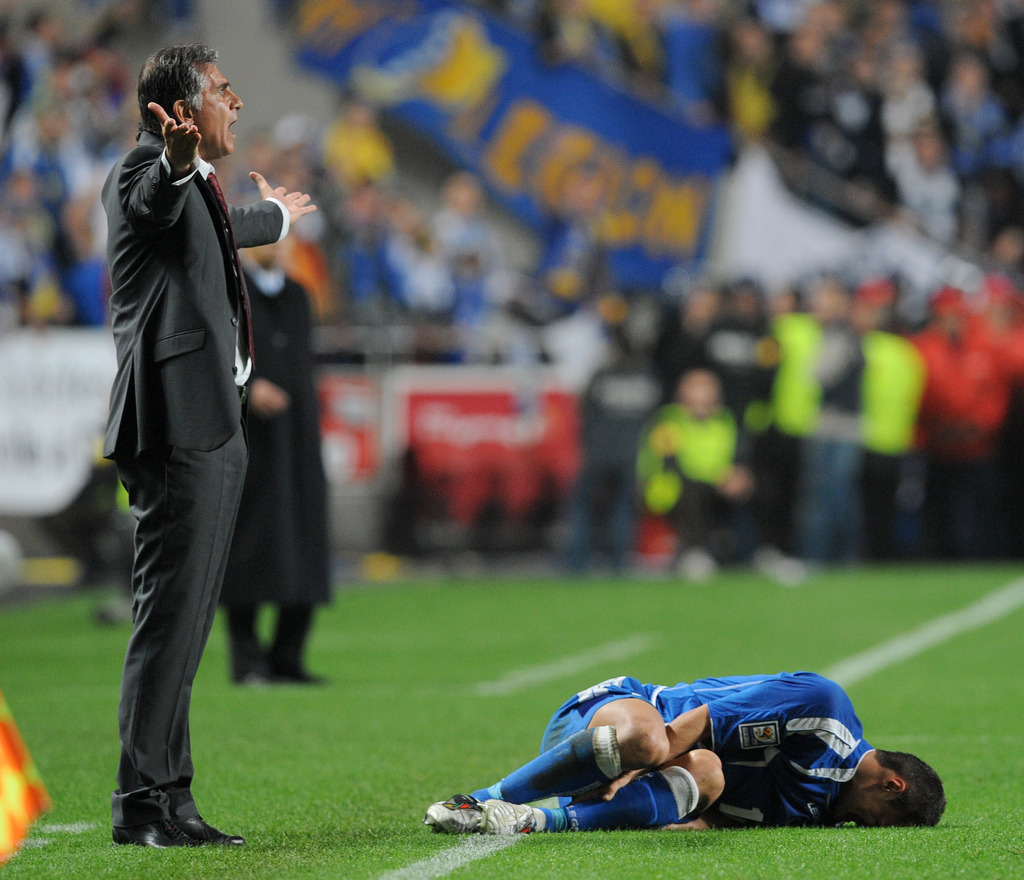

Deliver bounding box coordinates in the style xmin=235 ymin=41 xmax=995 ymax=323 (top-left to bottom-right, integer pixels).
xmin=485 ymin=100 xmax=550 ymax=190
xmin=0 ymin=690 xmax=50 ymax=865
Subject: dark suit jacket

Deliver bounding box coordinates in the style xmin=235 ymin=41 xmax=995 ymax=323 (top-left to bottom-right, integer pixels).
xmin=102 ymin=131 xmax=285 ymax=458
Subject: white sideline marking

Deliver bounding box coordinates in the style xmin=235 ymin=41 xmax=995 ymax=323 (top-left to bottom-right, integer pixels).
xmin=824 ymin=577 xmax=1024 ymax=688
xmin=23 ymin=822 xmax=99 ymax=851
xmin=378 ymin=836 xmax=522 ymax=880
xmin=36 ymin=822 xmax=98 ymax=834
xmin=474 ymin=634 xmax=653 ymax=696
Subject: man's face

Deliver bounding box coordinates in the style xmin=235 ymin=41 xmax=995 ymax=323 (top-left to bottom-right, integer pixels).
xmin=190 ymin=64 xmax=242 ymax=161
xmin=830 ymin=785 xmax=903 ymax=828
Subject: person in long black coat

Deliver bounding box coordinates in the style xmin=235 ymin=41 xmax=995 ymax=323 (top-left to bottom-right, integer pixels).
xmin=221 ymin=240 xmax=331 ymax=684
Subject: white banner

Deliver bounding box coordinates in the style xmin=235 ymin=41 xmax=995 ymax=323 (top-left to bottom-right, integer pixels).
xmin=0 ymin=329 xmax=116 ymax=516
xmin=710 ymin=146 xmax=979 ymax=321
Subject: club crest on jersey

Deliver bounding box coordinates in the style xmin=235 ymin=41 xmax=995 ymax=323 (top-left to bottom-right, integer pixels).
xmin=739 ymin=720 xmax=780 ymax=749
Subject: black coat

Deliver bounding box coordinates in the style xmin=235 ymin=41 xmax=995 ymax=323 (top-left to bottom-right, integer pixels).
xmin=220 ymin=272 xmax=331 ymax=607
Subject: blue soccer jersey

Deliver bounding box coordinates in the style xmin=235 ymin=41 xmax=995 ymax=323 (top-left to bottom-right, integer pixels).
xmin=542 ymin=671 xmax=872 ymax=827
xmin=660 ymin=672 xmax=873 ymax=826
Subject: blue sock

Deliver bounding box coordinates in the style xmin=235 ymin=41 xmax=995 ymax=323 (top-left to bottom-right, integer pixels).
xmin=542 ymin=767 xmax=699 ymax=832
xmin=471 ymin=727 xmax=621 ymax=804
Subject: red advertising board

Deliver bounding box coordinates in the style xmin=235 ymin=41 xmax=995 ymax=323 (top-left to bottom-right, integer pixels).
xmin=392 ymin=369 xmax=580 ymax=527
xmin=318 ymin=372 xmax=381 ymax=484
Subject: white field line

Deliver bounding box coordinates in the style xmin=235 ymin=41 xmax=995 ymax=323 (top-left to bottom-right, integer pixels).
xmin=22 ymin=821 xmax=99 ymax=851
xmin=35 ymin=822 xmax=99 ymax=834
xmin=381 ymin=577 xmax=1024 ymax=880
xmin=378 ymin=836 xmax=522 ymax=880
xmin=473 ymin=634 xmax=654 ymax=696
xmin=824 ymin=577 xmax=1024 ymax=689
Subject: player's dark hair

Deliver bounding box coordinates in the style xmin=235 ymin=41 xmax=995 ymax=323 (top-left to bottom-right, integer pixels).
xmin=137 ymin=43 xmax=218 ymax=137
xmin=875 ymin=750 xmax=946 ymax=826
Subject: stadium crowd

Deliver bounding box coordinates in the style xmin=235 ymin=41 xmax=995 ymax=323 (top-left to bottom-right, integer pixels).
xmin=4 ymin=0 xmax=1024 ymax=576
xmin=478 ymin=0 xmax=1024 ymax=258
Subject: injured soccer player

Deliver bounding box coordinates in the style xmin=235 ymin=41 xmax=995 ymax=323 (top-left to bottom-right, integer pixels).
xmin=424 ymin=672 xmax=945 ymax=834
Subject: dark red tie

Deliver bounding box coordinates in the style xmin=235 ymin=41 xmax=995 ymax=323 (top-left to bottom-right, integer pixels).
xmin=207 ymin=171 xmax=254 ymax=367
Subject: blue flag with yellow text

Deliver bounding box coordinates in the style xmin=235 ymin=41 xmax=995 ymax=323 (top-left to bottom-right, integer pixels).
xmin=293 ymin=0 xmax=733 ymax=289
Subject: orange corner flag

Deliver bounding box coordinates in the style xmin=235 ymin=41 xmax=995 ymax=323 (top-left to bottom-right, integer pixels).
xmin=0 ymin=689 xmax=51 ymax=865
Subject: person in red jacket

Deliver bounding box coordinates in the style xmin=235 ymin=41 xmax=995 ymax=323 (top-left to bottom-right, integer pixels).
xmin=979 ymin=273 xmax=1024 ymax=556
xmin=912 ymin=286 xmax=1013 ymax=557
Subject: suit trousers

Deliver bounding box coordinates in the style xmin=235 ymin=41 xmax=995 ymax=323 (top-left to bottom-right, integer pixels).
xmin=111 ymin=428 xmax=247 ymax=827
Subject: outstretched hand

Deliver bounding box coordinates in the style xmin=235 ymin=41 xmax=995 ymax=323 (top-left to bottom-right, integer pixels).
xmin=249 ymin=172 xmax=317 ymax=226
xmin=148 ymin=102 xmax=199 ymax=175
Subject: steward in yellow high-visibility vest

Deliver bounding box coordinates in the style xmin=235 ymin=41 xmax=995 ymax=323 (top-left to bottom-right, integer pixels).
xmin=752 ymin=308 xmax=821 ymax=556
xmin=861 ymin=330 xmax=926 ymax=456
xmin=858 ymin=304 xmax=926 ymax=560
xmin=637 ymin=401 xmax=739 ymax=515
xmin=770 ymin=310 xmax=822 ymax=438
xmin=636 ymin=370 xmax=752 ymax=575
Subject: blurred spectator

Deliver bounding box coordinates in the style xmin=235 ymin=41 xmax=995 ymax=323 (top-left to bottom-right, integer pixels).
xmin=888 ymin=120 xmax=960 ymax=246
xmin=517 ymin=161 xmax=613 ymax=329
xmin=5 ymin=97 xmax=93 ymax=241
xmin=73 ymin=45 xmax=133 ymax=161
xmin=757 ymin=286 xmax=816 ymax=559
xmin=702 ymin=278 xmax=784 ymax=563
xmin=857 ymin=0 xmax=918 ymax=65
xmin=854 ymin=277 xmax=925 ymax=560
xmin=939 ymin=51 xmax=1007 ymax=181
xmin=880 ymin=42 xmax=937 ymax=170
xmin=986 ymin=224 xmax=1024 ymax=290
xmin=221 ymin=242 xmax=332 ymax=685
xmin=321 ymin=97 xmax=395 ymax=191
xmin=912 ymin=286 xmax=1015 ymax=558
xmin=984 ymin=272 xmax=1024 ymax=556
xmin=0 ymin=166 xmax=72 ymax=326
xmin=751 ymin=0 xmax=814 ymax=37
xmin=535 ymin=0 xmax=619 ymax=71
xmin=723 ymin=16 xmax=777 ymax=144
xmin=702 ymin=278 xmax=778 ymax=439
xmin=432 ymin=170 xmax=510 ymax=359
xmin=769 ymin=15 xmax=831 ymax=152
xmin=18 ymin=8 xmax=62 ymax=102
xmin=387 ymin=196 xmax=454 ymax=323
xmin=794 ymin=275 xmax=864 ymax=564
xmin=811 ymin=48 xmax=896 ymax=205
xmin=659 ymin=0 xmax=724 ymax=121
xmin=227 ymin=127 xmax=338 ymax=323
xmin=338 ymin=178 xmax=402 ymax=323
xmin=565 ymin=318 xmax=660 ymax=573
xmin=0 ymin=18 xmax=27 ymax=145
xmin=651 ymin=276 xmax=720 ymax=402
xmin=59 ymin=189 xmax=109 ymax=326
xmin=637 ymin=368 xmax=753 ymax=580
xmin=607 ymin=0 xmax=666 ymax=86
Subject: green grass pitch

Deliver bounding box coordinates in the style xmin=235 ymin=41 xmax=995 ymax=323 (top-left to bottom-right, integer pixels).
xmin=1 ymin=564 xmax=1023 ymax=879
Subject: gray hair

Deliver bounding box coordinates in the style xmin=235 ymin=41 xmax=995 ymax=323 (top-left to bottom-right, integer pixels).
xmin=137 ymin=43 xmax=218 ymax=136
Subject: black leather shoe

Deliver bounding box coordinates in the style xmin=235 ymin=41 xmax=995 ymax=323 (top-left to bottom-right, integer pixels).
xmin=176 ymin=814 xmax=246 ymax=846
xmin=112 ymin=819 xmax=201 ymax=848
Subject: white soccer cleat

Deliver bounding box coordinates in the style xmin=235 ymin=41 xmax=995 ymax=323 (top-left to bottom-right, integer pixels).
xmin=480 ymin=799 xmax=538 ymax=835
xmin=424 ymin=794 xmax=485 ymax=834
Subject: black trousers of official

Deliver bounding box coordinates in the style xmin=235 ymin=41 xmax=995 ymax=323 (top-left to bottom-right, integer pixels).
xmin=111 ymin=429 xmax=247 ymax=827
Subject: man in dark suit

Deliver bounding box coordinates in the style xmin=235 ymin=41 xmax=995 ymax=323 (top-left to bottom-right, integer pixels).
xmin=103 ymin=43 xmax=316 ymax=848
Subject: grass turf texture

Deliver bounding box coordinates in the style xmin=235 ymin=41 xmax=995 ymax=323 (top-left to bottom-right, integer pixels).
xmin=1 ymin=564 xmax=1022 ymax=879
